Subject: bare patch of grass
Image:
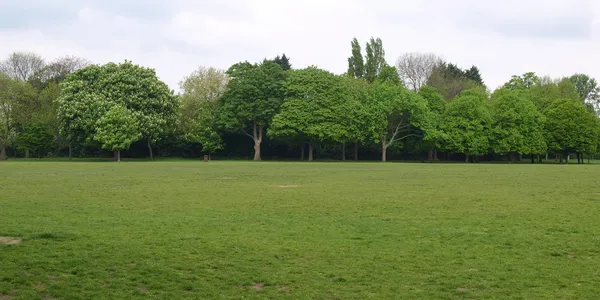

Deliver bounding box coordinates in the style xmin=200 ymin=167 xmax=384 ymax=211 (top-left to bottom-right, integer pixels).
xmin=0 ymin=236 xmax=21 ymax=245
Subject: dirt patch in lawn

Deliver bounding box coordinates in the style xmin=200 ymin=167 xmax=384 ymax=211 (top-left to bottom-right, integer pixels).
xmin=278 ymin=185 xmax=300 ymax=188
xmin=253 ymin=283 xmax=265 ymax=291
xmin=0 ymin=236 xmax=21 ymax=245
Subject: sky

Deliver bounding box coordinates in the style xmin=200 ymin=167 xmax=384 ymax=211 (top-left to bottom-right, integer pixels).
xmin=1 ymin=0 xmax=600 ymax=92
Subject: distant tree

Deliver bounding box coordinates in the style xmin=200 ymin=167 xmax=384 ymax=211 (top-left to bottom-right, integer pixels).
xmin=569 ymin=74 xmax=600 ymax=114
xmin=0 ymin=73 xmax=37 ymax=160
xmin=0 ymin=52 xmax=45 ymax=81
xmin=364 ymin=37 xmax=387 ymax=83
xmin=215 ymin=60 xmax=285 ymax=161
xmin=273 ymin=54 xmax=292 ymax=71
xmin=93 ymin=104 xmax=141 ymax=162
xmin=16 ymin=123 xmax=53 ymax=158
xmin=395 ymin=52 xmax=443 ymax=91
xmin=490 ymin=88 xmax=546 ymax=161
xmin=377 ymin=65 xmax=402 ymax=85
xmin=347 ymin=38 xmax=365 ymax=79
xmin=418 ymin=85 xmax=446 ymax=161
xmin=441 ymin=87 xmax=491 ymax=162
xmin=464 ymin=66 xmax=484 ymax=86
xmin=503 ymin=72 xmax=539 ymax=90
xmin=367 ymin=81 xmax=430 ymax=162
xmin=29 ymin=56 xmax=91 ymax=89
xmin=544 ymin=98 xmax=599 ymax=164
xmin=179 ymin=66 xmax=229 ymax=156
xmin=426 ymin=63 xmax=478 ymax=101
xmin=57 ymin=61 xmax=179 ymax=160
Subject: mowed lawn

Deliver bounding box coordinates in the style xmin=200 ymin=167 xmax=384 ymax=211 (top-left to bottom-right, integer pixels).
xmin=1 ymin=161 xmax=599 ymax=299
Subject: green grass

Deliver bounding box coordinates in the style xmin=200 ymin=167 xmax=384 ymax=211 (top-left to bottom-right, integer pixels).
xmin=1 ymin=161 xmax=599 ymax=299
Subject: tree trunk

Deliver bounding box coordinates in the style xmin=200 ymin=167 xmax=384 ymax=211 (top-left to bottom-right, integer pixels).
xmin=148 ymin=141 xmax=153 ymax=160
xmin=465 ymin=154 xmax=469 ymax=163
xmin=113 ymin=150 xmax=118 ymax=161
xmin=308 ymin=142 xmax=314 ymax=161
xmin=252 ymin=121 xmax=263 ymax=161
xmin=69 ymin=143 xmax=72 ymax=160
xmin=381 ymin=135 xmax=387 ymax=162
xmin=428 ymin=150 xmax=434 ymax=162
xmin=434 ymin=149 xmax=439 ymax=161
xmin=300 ymin=144 xmax=305 ymax=161
xmin=117 ymin=150 xmax=121 ymax=162
xmin=341 ymin=142 xmax=346 ymax=161
xmin=531 ymin=155 xmax=535 ymax=164
xmin=0 ymin=143 xmax=6 ymax=160
xmin=354 ymin=141 xmax=358 ymax=161
xmin=565 ymin=154 xmax=570 ymax=164
xmin=545 ymin=152 xmax=548 ymax=161
xmin=25 ymin=149 xmax=30 ymax=159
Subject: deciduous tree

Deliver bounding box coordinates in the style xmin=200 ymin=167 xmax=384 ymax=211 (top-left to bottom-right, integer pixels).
xmin=93 ymin=104 xmax=141 ymax=162
xmin=396 ymin=52 xmax=443 ymax=91
xmin=347 ymin=38 xmax=365 ymax=79
xmin=0 ymin=52 xmax=45 ymax=81
xmin=0 ymin=73 xmax=37 ymax=160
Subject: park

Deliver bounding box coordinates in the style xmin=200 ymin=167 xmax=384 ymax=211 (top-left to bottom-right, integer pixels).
xmin=1 ymin=160 xmax=600 ymax=299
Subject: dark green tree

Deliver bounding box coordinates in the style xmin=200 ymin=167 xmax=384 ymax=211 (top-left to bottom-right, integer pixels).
xmin=364 ymin=37 xmax=387 ymax=83
xmin=347 ymin=38 xmax=365 ymax=79
xmin=216 ymin=60 xmax=286 ymax=161
xmin=464 ymin=66 xmax=484 ymax=86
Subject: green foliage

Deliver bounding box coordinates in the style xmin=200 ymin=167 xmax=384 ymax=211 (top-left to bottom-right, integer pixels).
xmin=464 ymin=66 xmax=484 ymax=86
xmin=0 ymin=72 xmax=37 ymax=159
xmin=93 ymin=104 xmax=141 ymax=152
xmin=489 ymin=89 xmax=546 ymax=155
xmin=377 ymin=65 xmax=401 ymax=85
xmin=347 ymin=38 xmax=365 ymax=79
xmin=504 ymin=72 xmax=539 ymax=90
xmin=441 ymin=87 xmax=492 ymax=157
xmin=57 ymin=60 xmax=179 ymax=147
xmin=16 ymin=123 xmax=54 ymax=157
xmin=364 ymin=37 xmax=387 ymax=83
xmin=418 ymin=86 xmax=446 ymax=151
xmin=179 ymin=66 xmax=228 ymax=153
xmin=367 ymin=81 xmax=430 ymax=160
xmin=269 ymin=67 xmax=362 ymax=145
xmin=216 ymin=60 xmax=285 ymax=131
xmin=273 ymin=54 xmax=292 ymax=71
xmin=569 ymin=74 xmax=599 ymax=103
xmin=426 ymin=62 xmax=479 ymax=101
xmin=544 ymin=98 xmax=599 ymax=155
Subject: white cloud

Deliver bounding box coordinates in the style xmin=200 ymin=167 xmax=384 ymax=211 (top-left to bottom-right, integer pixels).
xmin=1 ymin=0 xmax=599 ymax=92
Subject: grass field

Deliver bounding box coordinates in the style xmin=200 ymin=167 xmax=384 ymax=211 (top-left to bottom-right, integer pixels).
xmin=1 ymin=161 xmax=599 ymax=299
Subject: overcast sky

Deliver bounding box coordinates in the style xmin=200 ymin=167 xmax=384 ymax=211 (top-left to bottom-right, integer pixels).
xmin=1 ymin=0 xmax=600 ymax=92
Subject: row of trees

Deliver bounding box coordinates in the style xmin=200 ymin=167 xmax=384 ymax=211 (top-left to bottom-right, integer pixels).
xmin=1 ymin=38 xmax=599 ymax=163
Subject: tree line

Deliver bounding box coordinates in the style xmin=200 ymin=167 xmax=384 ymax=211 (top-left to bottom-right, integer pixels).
xmin=1 ymin=38 xmax=599 ymax=163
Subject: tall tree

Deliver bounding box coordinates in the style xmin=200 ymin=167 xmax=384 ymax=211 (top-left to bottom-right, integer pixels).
xmin=29 ymin=56 xmax=91 ymax=89
xmin=216 ymin=60 xmax=285 ymax=161
xmin=396 ymin=53 xmax=443 ymax=91
xmin=179 ymin=66 xmax=229 ymax=156
xmin=0 ymin=73 xmax=37 ymax=160
xmin=426 ymin=62 xmax=478 ymax=101
xmin=489 ymin=88 xmax=546 ymax=161
xmin=441 ymin=87 xmax=491 ymax=162
xmin=273 ymin=54 xmax=292 ymax=71
xmin=418 ymin=85 xmax=446 ymax=161
xmin=347 ymin=38 xmax=365 ymax=79
xmin=367 ymin=81 xmax=430 ymax=162
xmin=364 ymin=37 xmax=387 ymax=83
xmin=57 ymin=61 xmax=179 ymax=160
xmin=464 ymin=66 xmax=484 ymax=86
xmin=0 ymin=52 xmax=45 ymax=81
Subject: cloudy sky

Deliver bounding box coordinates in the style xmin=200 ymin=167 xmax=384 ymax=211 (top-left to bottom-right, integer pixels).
xmin=1 ymin=0 xmax=600 ymax=92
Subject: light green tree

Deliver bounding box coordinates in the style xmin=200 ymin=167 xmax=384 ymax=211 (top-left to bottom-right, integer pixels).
xmin=0 ymin=73 xmax=37 ymax=160
xmin=418 ymin=85 xmax=446 ymax=161
xmin=93 ymin=104 xmax=141 ymax=162
xmin=441 ymin=87 xmax=492 ymax=162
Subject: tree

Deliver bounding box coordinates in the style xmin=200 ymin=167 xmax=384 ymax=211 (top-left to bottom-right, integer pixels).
xmin=29 ymin=56 xmax=91 ymax=89
xmin=215 ymin=60 xmax=285 ymax=161
xmin=568 ymin=74 xmax=599 ymax=108
xmin=16 ymin=123 xmax=53 ymax=158
xmin=464 ymin=66 xmax=484 ymax=86
xmin=364 ymin=37 xmax=387 ymax=83
xmin=396 ymin=52 xmax=443 ymax=91
xmin=441 ymin=87 xmax=491 ymax=162
xmin=544 ymin=98 xmax=599 ymax=164
xmin=57 ymin=61 xmax=179 ymax=159
xmin=0 ymin=73 xmax=37 ymax=160
xmin=489 ymin=88 xmax=546 ymax=161
xmin=0 ymin=52 xmax=45 ymax=81
xmin=273 ymin=54 xmax=292 ymax=71
xmin=347 ymin=38 xmax=365 ymax=79
xmin=426 ymin=62 xmax=478 ymax=101
xmin=269 ymin=67 xmax=361 ymax=161
xmin=418 ymin=85 xmax=446 ymax=161
xmin=504 ymin=72 xmax=539 ymax=91
xmin=179 ymin=66 xmax=229 ymax=156
xmin=367 ymin=81 xmax=430 ymax=162
xmin=93 ymin=104 xmax=141 ymax=162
